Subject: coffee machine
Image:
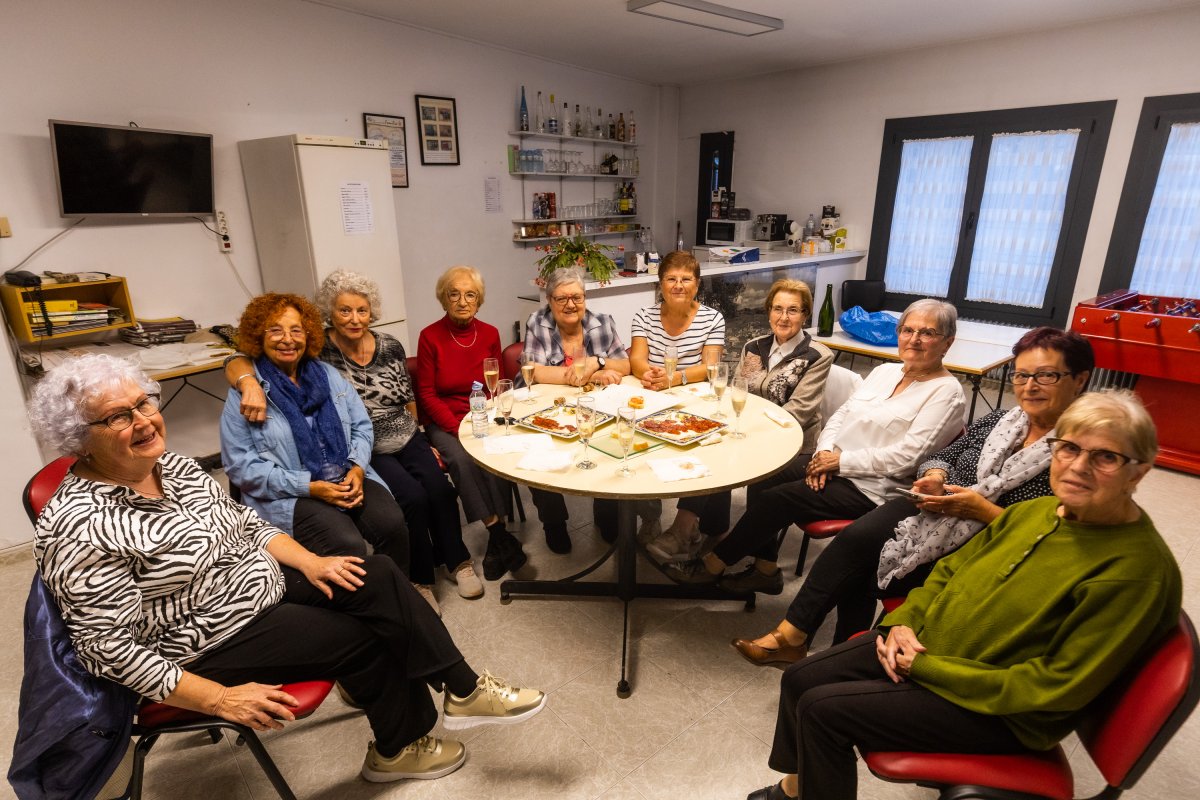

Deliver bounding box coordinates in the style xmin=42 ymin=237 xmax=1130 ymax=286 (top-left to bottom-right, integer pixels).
xmin=753 ymin=213 xmax=788 ymax=242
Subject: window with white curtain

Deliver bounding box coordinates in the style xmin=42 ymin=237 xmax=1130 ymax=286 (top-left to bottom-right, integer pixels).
xmin=1104 ymin=96 xmax=1200 ymax=299
xmin=869 ymin=102 xmax=1114 ymax=327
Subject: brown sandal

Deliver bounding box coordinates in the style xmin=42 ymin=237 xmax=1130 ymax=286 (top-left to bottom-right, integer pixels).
xmin=731 ymin=628 xmax=808 ymax=667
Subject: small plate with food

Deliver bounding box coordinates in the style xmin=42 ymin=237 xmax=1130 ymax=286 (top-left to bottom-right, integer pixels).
xmin=515 ymin=403 xmax=614 ymax=440
xmin=590 ymin=384 xmax=680 ymax=419
xmin=635 ymin=409 xmax=727 ymax=446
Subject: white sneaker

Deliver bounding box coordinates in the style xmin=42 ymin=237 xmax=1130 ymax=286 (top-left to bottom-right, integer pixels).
xmin=413 ymin=583 xmax=441 ymax=617
xmin=442 ymin=670 xmax=546 ymax=731
xmin=636 ymin=516 xmax=662 ymax=547
xmin=646 ymin=526 xmax=703 ymax=562
xmin=450 ymin=560 xmax=484 ymax=599
xmin=361 ymin=737 xmax=465 ymax=782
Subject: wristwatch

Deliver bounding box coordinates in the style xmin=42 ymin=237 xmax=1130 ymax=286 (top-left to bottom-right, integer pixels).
xmin=681 ymin=370 xmax=688 ymax=386
xmin=596 ymin=355 xmax=606 ymax=370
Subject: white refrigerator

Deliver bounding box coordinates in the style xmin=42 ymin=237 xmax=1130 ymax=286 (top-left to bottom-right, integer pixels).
xmin=239 ymin=134 xmax=408 ymax=347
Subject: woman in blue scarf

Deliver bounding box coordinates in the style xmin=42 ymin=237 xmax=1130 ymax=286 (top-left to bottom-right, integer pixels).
xmin=221 ymin=293 xmax=416 ymax=586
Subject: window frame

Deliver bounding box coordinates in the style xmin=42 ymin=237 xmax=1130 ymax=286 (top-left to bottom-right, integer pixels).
xmin=1099 ymin=92 xmax=1200 ymax=295
xmin=866 ymin=101 xmax=1115 ymax=328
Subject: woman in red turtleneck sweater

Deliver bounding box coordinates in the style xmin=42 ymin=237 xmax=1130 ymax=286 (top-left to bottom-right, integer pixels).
xmin=416 ymin=266 xmax=526 ymax=582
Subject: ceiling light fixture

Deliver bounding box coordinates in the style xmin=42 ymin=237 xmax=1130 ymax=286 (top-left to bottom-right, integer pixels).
xmin=627 ymin=0 xmax=783 ymax=37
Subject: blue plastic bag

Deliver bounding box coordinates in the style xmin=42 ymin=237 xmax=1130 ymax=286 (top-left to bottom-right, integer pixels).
xmin=839 ymin=306 xmax=900 ymax=346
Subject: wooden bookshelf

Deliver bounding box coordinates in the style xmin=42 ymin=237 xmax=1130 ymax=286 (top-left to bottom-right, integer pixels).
xmin=0 ymin=277 xmax=136 ymax=343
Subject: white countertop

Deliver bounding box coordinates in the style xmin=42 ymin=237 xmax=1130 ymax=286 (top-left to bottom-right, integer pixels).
xmin=574 ymin=249 xmax=867 ymax=293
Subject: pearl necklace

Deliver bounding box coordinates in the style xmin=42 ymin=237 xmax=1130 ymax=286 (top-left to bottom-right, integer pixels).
xmin=449 ymin=321 xmax=479 ymax=349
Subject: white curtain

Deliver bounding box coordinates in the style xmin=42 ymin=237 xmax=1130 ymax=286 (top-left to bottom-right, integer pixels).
xmin=965 ymin=130 xmax=1079 ymax=307
xmin=883 ymin=137 xmax=972 ymax=296
xmin=1131 ymin=122 xmax=1200 ymax=297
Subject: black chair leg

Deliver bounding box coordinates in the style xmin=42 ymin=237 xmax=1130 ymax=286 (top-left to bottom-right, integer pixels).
xmin=510 ymin=484 xmax=527 ymax=523
xmin=237 ymin=728 xmax=299 ymax=800
xmin=795 ymin=532 xmax=811 ymax=576
xmin=126 ymin=732 xmax=159 ymax=800
xmin=207 ymin=727 xmax=223 ymax=744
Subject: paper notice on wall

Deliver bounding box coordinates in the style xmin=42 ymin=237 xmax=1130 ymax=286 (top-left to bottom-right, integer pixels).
xmin=340 ymin=182 xmax=375 ymax=235
xmin=484 ymin=176 xmax=502 ymax=214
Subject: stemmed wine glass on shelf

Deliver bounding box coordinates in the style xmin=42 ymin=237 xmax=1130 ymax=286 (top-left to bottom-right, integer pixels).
xmin=482 ymin=357 xmax=500 ymax=408
xmin=575 ymin=395 xmax=597 ymax=470
xmin=711 ymin=363 xmax=729 ymax=418
xmin=496 ymin=379 xmax=514 ymax=435
xmin=730 ymin=377 xmax=748 ymax=439
xmin=616 ymin=406 xmax=636 ymax=477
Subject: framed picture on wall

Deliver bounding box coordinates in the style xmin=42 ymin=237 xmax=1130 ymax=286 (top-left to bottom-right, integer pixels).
xmin=363 ymin=113 xmax=409 ymax=188
xmin=415 ymin=94 xmax=460 ymax=165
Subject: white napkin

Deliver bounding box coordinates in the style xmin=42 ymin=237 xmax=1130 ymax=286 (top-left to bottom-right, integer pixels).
xmin=483 ymin=433 xmax=555 ymax=455
xmin=763 ymin=407 xmax=794 ymax=428
xmin=513 ymin=387 xmax=535 ymax=402
xmin=516 ymin=450 xmax=574 ymax=472
xmin=648 ymin=455 xmax=710 ymax=482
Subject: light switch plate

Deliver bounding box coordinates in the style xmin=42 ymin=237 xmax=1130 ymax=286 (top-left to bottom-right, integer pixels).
xmin=0 ymin=217 xmax=12 ymax=238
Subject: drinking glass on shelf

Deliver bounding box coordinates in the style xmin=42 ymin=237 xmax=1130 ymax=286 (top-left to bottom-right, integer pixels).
xmin=483 ymin=357 xmax=500 ymax=407
xmin=616 ymin=406 xmax=636 ymax=477
xmin=711 ymin=363 xmax=729 ymax=418
xmin=703 ymin=352 xmax=720 ymax=399
xmin=571 ymin=344 xmax=588 ymax=392
xmin=663 ymin=344 xmax=678 ymax=391
xmin=576 ymin=396 xmax=597 ymax=470
xmin=496 ymin=379 xmax=515 ymax=434
xmin=730 ymin=377 xmax=748 ymax=439
xmin=520 ymin=352 xmax=538 ymax=403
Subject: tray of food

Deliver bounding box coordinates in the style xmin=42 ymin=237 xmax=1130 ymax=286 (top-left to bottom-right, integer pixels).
xmin=515 ymin=402 xmax=614 ymax=440
xmin=634 ymin=408 xmax=726 ymax=446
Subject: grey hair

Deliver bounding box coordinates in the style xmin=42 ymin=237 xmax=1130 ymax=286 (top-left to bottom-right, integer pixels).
xmin=1057 ymin=389 xmax=1159 ymax=463
xmin=543 ymin=266 xmax=587 ymax=303
xmin=898 ymin=298 xmax=958 ymax=340
xmin=27 ymin=354 xmax=160 ymax=456
xmin=315 ymin=270 xmax=383 ymax=324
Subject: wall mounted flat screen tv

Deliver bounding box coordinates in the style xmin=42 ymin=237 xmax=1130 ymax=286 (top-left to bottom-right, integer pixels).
xmin=49 ymin=120 xmax=215 ymax=218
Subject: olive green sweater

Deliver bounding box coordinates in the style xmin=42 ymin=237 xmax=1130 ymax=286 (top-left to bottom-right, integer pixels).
xmin=883 ymin=496 xmax=1181 ymax=750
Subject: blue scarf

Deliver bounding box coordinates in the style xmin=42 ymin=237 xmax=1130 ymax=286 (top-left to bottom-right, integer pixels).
xmin=256 ymin=356 xmax=349 ymax=478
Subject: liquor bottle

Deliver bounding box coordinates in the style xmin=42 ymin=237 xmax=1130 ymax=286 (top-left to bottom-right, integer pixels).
xmin=817 ymin=284 xmax=835 ymax=337
xmin=561 ymin=102 xmax=571 ymax=138
xmin=804 ymin=213 xmax=817 ymax=238
xmin=535 ymin=91 xmax=546 ymax=133
xmin=547 ymin=94 xmax=558 ymax=134
xmin=617 ymin=112 xmax=626 ymax=142
xmin=608 ymin=113 xmax=616 ymax=140
xmin=628 ymin=183 xmax=637 ymax=216
xmin=675 ymin=220 xmax=684 ymax=252
xmin=595 ymin=107 xmax=605 ymax=139
xmin=574 ymin=104 xmax=583 ymax=136
xmin=584 ymin=106 xmax=594 ymax=138
xmin=628 ymin=110 xmax=637 ymax=144
xmin=519 ymin=86 xmax=529 ymax=132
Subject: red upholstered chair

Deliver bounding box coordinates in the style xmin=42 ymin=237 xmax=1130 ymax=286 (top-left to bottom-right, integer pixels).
xmin=864 ymin=612 xmax=1200 ymax=800
xmin=501 ymin=340 xmax=524 ymax=381
xmin=791 ymin=519 xmax=853 ymax=576
xmin=23 ymin=457 xmax=334 ymax=800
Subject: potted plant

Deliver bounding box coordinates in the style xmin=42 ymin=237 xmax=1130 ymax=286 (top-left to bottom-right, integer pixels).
xmin=535 ymin=235 xmax=618 ymax=286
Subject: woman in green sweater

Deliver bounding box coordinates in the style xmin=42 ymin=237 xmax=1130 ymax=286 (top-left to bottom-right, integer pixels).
xmin=748 ymin=389 xmax=1182 ymax=800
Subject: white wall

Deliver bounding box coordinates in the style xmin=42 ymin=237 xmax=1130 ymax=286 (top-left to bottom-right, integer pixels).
xmin=676 ymin=6 xmax=1200 ymax=310
xmin=0 ymin=0 xmax=669 ymax=550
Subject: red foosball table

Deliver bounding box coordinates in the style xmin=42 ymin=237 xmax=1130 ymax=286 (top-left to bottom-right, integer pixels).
xmin=1071 ymin=290 xmax=1200 ymax=475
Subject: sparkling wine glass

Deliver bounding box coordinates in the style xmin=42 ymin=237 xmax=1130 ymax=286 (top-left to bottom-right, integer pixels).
xmin=663 ymin=344 xmax=678 ymax=391
xmin=703 ymin=352 xmax=720 ymax=399
xmin=483 ymin=357 xmax=500 ymax=407
xmin=616 ymin=406 xmax=636 ymax=477
xmin=571 ymin=344 xmax=588 ymax=394
xmin=711 ymin=363 xmax=729 ymax=418
xmin=520 ymin=352 xmax=538 ymax=403
xmin=496 ymin=379 xmax=514 ymax=435
xmin=575 ymin=396 xmax=597 ymax=470
xmin=730 ymin=377 xmax=748 ymax=439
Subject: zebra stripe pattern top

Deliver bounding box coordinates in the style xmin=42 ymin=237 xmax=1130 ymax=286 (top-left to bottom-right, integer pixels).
xmin=34 ymin=451 xmax=285 ymax=702
xmin=630 ymin=304 xmax=726 ymax=368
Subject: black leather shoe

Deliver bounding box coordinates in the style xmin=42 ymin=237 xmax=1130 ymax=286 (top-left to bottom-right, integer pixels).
xmin=502 ymin=532 xmax=528 ymax=575
xmin=544 ymin=523 xmax=572 ymax=554
xmin=746 ymin=782 xmax=790 ymax=800
xmin=482 ymin=534 xmax=507 ymax=581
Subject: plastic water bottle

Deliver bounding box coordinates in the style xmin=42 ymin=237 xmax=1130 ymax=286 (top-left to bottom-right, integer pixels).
xmin=470 ymin=382 xmax=488 ymax=438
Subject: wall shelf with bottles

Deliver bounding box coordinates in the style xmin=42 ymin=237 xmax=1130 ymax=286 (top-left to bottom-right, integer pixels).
xmin=508 ymin=131 xmax=638 ymax=149
xmin=512 ymin=215 xmax=639 ymax=225
xmin=509 ymin=171 xmax=637 ymax=180
xmin=513 ymin=229 xmax=640 ymax=245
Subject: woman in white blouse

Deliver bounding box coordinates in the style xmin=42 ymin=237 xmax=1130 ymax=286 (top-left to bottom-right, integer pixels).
xmin=664 ymin=299 xmax=967 ymax=595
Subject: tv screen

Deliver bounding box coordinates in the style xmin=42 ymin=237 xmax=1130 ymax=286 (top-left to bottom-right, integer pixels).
xmin=49 ymin=120 xmax=215 ymax=218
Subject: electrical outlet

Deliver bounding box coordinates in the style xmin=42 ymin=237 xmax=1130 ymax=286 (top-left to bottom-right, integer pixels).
xmin=0 ymin=216 xmax=12 ymax=238
xmin=214 ymin=210 xmax=232 ymax=254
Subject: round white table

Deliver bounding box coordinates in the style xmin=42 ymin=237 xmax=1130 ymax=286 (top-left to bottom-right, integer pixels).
xmin=459 ymin=377 xmax=805 ymax=696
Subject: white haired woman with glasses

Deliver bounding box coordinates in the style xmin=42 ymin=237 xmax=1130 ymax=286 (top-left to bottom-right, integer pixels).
xmin=747 ymin=390 xmax=1180 ymax=800
xmin=664 ymin=299 xmax=966 ymax=594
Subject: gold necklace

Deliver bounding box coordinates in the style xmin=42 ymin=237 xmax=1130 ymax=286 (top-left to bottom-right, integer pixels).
xmin=449 ymin=321 xmax=478 ymax=349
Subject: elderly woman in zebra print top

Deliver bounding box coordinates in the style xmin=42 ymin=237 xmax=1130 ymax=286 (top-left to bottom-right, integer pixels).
xmin=28 ymin=354 xmax=545 ymax=783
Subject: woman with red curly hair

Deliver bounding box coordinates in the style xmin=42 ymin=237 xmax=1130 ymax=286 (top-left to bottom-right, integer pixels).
xmin=220 ymin=293 xmax=418 ymax=598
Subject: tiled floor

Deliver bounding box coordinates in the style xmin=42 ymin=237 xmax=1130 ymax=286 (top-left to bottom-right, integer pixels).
xmin=2 ymin=446 xmax=1199 ymax=799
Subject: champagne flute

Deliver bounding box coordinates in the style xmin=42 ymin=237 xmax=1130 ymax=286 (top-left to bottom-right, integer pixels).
xmin=496 ymin=379 xmax=515 ymax=435
xmin=616 ymin=406 xmax=636 ymax=477
xmin=571 ymin=344 xmax=588 ymax=394
xmin=520 ymin=352 xmax=538 ymax=403
xmin=704 ymin=352 xmax=720 ymax=399
xmin=711 ymin=363 xmax=729 ymax=418
xmin=575 ymin=395 xmax=597 ymax=470
xmin=483 ymin=357 xmax=500 ymax=408
xmin=730 ymin=377 xmax=748 ymax=439
xmin=663 ymin=344 xmax=678 ymax=391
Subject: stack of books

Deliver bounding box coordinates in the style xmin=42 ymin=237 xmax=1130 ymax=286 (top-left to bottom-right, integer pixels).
xmin=26 ymin=299 xmax=119 ymax=337
xmin=119 ymin=317 xmax=199 ymax=346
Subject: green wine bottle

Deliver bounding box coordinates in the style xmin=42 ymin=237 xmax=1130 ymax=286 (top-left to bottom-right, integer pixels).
xmin=817 ymin=283 xmax=835 ymax=337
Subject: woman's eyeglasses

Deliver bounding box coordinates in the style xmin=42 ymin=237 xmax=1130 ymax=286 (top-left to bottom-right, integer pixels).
xmin=1011 ymin=370 xmax=1072 ymax=386
xmin=265 ymin=326 xmax=306 ymax=341
xmin=447 ymin=291 xmax=479 ymax=304
xmin=88 ymin=394 xmax=162 ymax=431
xmin=1046 ymin=437 xmax=1140 ymax=473
xmin=770 ymin=306 xmax=805 ymax=318
xmin=551 ymin=294 xmax=585 ymax=307
xmin=897 ymin=326 xmax=944 ymax=341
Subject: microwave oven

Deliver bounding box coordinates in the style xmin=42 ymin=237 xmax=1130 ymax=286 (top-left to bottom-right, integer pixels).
xmin=705 ymin=218 xmax=754 ymax=246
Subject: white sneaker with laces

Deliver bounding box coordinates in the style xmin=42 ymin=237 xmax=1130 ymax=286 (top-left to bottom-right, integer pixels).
xmin=442 ymin=670 xmax=546 ymax=730
xmin=450 ymin=560 xmax=484 ymax=599
xmin=646 ymin=526 xmax=703 ymax=562
xmin=361 ymin=736 xmax=465 ymax=782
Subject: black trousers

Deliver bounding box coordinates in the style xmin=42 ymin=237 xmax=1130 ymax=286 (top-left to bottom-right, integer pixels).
xmin=528 ymin=488 xmax=618 ymax=539
xmin=291 ymin=479 xmax=411 ymax=576
xmin=713 ymin=454 xmax=877 ymax=566
xmin=372 ymin=433 xmax=470 ymax=584
xmin=189 ymin=555 xmax=464 ymax=756
xmin=784 ymin=497 xmax=931 ymax=644
xmin=769 ymin=632 xmax=1025 ymax=800
xmin=676 ymin=490 xmax=732 ymax=536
